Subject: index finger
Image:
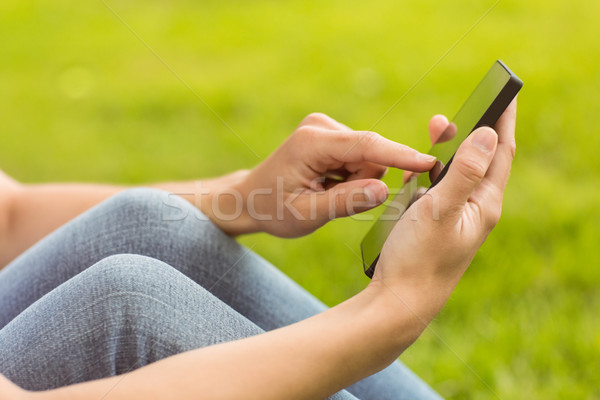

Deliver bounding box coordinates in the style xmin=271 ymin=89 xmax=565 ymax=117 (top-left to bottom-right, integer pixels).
xmin=309 ymin=128 xmax=437 ymax=172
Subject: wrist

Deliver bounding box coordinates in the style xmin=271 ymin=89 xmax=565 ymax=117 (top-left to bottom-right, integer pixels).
xmin=200 ymin=169 xmax=258 ymax=236
xmin=363 ymin=277 xmax=451 ymax=346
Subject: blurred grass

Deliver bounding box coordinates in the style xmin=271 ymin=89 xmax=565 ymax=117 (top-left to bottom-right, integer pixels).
xmin=1 ymin=0 xmax=599 ymax=398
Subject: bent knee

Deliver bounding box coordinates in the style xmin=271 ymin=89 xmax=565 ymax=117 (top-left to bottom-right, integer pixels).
xmin=82 ymin=254 xmax=178 ymax=294
xmin=103 ymin=188 xmax=212 ymax=226
xmin=104 ymin=188 xmax=176 ymax=216
xmin=68 ymin=255 xmax=198 ymax=372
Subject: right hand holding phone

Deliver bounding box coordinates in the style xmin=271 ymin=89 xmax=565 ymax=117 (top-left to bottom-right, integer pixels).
xmin=371 ymin=100 xmax=517 ymax=319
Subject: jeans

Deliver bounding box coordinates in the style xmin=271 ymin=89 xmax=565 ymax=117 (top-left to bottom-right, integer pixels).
xmin=0 ymin=188 xmax=442 ymax=399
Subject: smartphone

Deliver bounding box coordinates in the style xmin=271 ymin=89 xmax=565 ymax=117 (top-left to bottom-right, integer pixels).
xmin=360 ymin=60 xmax=523 ymax=278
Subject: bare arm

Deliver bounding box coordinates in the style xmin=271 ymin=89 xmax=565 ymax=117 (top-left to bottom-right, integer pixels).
xmin=34 ymin=285 xmax=423 ymax=400
xmin=0 ymin=170 xmax=250 ymax=268
xmin=9 ymin=101 xmax=516 ymax=400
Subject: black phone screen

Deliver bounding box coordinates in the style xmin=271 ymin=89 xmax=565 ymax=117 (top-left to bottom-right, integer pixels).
xmin=360 ymin=60 xmax=523 ymax=278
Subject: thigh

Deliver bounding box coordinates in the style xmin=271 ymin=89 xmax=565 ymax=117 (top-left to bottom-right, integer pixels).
xmin=0 ymin=189 xmax=441 ymax=399
xmin=0 ymin=254 xmax=358 ymax=399
xmin=0 ymin=188 xmax=324 ymax=331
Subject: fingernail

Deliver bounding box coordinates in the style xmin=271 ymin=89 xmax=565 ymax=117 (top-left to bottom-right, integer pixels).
xmin=472 ymin=129 xmax=496 ymax=153
xmin=417 ymin=153 xmax=436 ymax=163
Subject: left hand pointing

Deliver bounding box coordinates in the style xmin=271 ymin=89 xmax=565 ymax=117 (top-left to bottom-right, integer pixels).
xmin=233 ymin=112 xmax=437 ymax=237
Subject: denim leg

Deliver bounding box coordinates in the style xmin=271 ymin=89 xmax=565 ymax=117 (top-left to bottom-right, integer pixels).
xmin=0 ymin=254 xmax=358 ymax=400
xmin=0 ymin=188 xmax=324 ymax=331
xmin=0 ymin=188 xmax=441 ymax=399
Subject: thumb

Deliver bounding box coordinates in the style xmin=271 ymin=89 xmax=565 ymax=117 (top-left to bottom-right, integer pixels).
xmin=312 ymin=179 xmax=389 ymax=220
xmin=433 ymin=127 xmax=497 ymax=216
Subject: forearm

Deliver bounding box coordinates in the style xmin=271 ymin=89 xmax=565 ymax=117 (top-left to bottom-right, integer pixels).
xmin=154 ymin=169 xmax=255 ymax=236
xmin=0 ymin=170 xmax=252 ymax=268
xmin=0 ymin=183 xmax=121 ymax=266
xmin=36 ymin=283 xmax=431 ymax=400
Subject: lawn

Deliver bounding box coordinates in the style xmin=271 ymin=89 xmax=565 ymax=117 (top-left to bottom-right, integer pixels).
xmin=1 ymin=0 xmax=599 ymax=398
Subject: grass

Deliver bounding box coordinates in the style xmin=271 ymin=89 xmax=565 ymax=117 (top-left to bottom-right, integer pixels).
xmin=1 ymin=0 xmax=599 ymax=398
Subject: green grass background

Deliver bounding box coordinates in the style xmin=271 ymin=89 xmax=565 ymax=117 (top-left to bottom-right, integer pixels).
xmin=1 ymin=0 xmax=599 ymax=398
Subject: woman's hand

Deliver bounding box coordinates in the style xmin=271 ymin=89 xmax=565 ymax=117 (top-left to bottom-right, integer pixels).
xmin=228 ymin=113 xmax=437 ymax=237
xmin=373 ymin=100 xmax=517 ymax=319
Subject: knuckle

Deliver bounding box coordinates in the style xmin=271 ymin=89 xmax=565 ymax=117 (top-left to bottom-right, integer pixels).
xmin=361 ymin=130 xmax=380 ymax=143
xmin=358 ymin=131 xmax=382 ymax=154
xmin=486 ymin=205 xmax=502 ymax=230
xmin=456 ymin=158 xmax=486 ymax=182
xmin=293 ymin=125 xmax=317 ymax=141
xmin=481 ymin=185 xmax=503 ymax=229
xmin=303 ymin=112 xmax=328 ymax=125
xmin=508 ymin=139 xmax=517 ymax=158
